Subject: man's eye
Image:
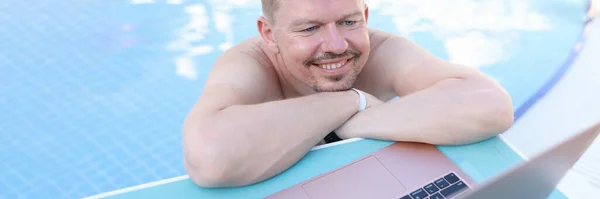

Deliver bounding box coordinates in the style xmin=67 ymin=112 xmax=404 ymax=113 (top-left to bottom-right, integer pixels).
xmin=344 ymin=21 xmax=356 ymax=26
xmin=304 ymin=26 xmax=317 ymax=32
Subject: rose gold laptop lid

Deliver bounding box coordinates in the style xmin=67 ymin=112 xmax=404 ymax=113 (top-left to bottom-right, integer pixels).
xmin=456 ymin=121 xmax=600 ymax=199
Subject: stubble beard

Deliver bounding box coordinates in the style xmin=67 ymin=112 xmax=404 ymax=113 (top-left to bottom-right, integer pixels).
xmin=309 ymin=56 xmax=362 ymax=93
xmin=277 ymin=45 xmax=363 ymax=94
xmin=305 ymin=50 xmax=362 ymax=93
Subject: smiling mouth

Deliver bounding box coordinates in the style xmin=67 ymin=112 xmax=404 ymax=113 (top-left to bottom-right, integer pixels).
xmin=312 ymin=58 xmax=353 ymax=70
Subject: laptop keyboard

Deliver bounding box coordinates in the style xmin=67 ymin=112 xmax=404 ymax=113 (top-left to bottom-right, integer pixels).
xmin=399 ymin=172 xmax=470 ymax=199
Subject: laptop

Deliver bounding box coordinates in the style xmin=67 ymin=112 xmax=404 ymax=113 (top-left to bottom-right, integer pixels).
xmin=266 ymin=121 xmax=600 ymax=199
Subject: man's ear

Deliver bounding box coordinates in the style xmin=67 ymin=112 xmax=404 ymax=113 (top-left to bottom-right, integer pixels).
xmin=257 ymin=16 xmax=280 ymax=54
xmin=364 ymin=4 xmax=369 ymax=23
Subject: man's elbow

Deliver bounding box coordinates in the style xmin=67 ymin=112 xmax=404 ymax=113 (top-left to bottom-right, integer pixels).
xmin=183 ymin=151 xmax=254 ymax=188
xmin=447 ymin=88 xmax=513 ymax=146
xmin=182 ymin=122 xmax=247 ymax=188
xmin=480 ymin=86 xmax=515 ymax=133
xmin=184 ymin=156 xmax=231 ymax=188
xmin=495 ymin=107 xmax=515 ymax=132
xmin=182 ymin=133 xmax=258 ymax=188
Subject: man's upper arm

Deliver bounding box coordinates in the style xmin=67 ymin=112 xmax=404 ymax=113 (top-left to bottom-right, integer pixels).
xmin=371 ymin=34 xmax=484 ymax=96
xmin=190 ymin=43 xmax=280 ymax=115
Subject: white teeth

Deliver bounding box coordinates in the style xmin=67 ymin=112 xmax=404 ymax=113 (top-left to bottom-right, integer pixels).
xmin=319 ymin=60 xmax=346 ymax=70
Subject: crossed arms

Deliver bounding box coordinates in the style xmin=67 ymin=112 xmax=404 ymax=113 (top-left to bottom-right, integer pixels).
xmin=182 ymin=35 xmax=514 ymax=188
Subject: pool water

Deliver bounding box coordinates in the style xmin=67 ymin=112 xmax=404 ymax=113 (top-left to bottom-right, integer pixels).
xmin=0 ymin=0 xmax=590 ymax=198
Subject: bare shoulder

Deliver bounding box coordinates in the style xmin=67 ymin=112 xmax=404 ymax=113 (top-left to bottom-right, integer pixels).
xmin=355 ymin=28 xmax=426 ymax=99
xmin=366 ymin=28 xmax=430 ymax=69
xmin=192 ymin=36 xmax=282 ymax=113
xmin=364 ymin=28 xmax=482 ymax=96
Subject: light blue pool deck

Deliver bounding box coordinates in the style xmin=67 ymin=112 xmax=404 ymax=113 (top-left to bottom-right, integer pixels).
xmin=0 ymin=0 xmax=592 ymax=198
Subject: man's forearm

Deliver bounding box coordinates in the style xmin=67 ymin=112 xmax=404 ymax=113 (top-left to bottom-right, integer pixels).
xmin=183 ymin=90 xmax=360 ymax=187
xmin=337 ymin=78 xmax=514 ymax=145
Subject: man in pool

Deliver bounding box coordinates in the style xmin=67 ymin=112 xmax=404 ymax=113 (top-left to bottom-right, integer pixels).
xmin=182 ymin=0 xmax=514 ymax=188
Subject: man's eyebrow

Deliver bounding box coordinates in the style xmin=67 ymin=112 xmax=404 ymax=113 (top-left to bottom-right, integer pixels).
xmin=340 ymin=11 xmax=364 ymax=20
xmin=291 ymin=19 xmax=321 ymax=27
xmin=290 ymin=11 xmax=364 ymax=27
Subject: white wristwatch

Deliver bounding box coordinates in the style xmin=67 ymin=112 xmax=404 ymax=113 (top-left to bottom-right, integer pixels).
xmin=351 ymin=88 xmax=367 ymax=112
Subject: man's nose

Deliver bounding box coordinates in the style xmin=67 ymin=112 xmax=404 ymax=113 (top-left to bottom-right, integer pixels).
xmin=320 ymin=24 xmax=348 ymax=55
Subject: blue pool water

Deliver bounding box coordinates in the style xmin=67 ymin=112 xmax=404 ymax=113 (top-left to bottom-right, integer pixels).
xmin=0 ymin=0 xmax=590 ymax=198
